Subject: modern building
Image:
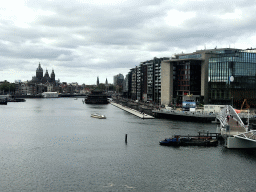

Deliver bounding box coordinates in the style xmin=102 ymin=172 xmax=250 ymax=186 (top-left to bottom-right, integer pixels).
xmin=161 ymin=48 xmax=256 ymax=108
xmin=127 ymin=57 xmax=168 ymax=103
xmin=113 ymin=73 xmax=124 ymax=87
xmin=122 ymin=74 xmax=129 ymax=97
xmin=130 ymin=68 xmax=137 ymax=100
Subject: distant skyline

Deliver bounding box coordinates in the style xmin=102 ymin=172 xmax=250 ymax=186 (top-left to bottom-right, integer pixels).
xmin=1 ymin=0 xmax=256 ymax=84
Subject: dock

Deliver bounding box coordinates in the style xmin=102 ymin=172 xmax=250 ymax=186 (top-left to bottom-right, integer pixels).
xmin=152 ymin=109 xmax=216 ymax=122
xmin=111 ymin=102 xmax=154 ymax=119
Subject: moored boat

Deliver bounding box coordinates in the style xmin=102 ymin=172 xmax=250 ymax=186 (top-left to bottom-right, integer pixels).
xmin=0 ymin=98 xmax=7 ymax=105
xmin=42 ymin=92 xmax=58 ymax=98
xmin=159 ymin=135 xmax=218 ymax=146
xmin=85 ymin=90 xmax=109 ymax=104
xmin=8 ymin=98 xmax=26 ymax=102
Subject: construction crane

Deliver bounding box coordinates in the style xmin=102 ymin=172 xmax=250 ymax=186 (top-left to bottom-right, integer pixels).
xmin=240 ymin=99 xmax=250 ymax=112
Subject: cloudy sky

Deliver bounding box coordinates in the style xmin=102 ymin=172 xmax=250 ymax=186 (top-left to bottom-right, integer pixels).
xmin=1 ymin=0 xmax=255 ymax=84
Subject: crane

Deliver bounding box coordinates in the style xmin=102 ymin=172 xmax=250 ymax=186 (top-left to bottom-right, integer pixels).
xmin=240 ymin=99 xmax=250 ymax=112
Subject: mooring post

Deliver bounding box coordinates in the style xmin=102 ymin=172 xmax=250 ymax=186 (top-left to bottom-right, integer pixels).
xmin=125 ymin=134 xmax=127 ymax=143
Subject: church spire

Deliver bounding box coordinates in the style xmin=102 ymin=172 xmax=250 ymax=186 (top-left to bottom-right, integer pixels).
xmin=97 ymin=76 xmax=99 ymax=86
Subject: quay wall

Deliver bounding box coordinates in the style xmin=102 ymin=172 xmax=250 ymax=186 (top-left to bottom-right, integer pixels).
xmin=153 ymin=110 xmax=216 ymax=123
xmin=112 ymin=98 xmax=256 ymax=123
xmin=114 ymin=99 xmax=155 ymax=116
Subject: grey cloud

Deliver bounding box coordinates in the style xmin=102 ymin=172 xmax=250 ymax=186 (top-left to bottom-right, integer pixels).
xmin=1 ymin=0 xmax=256 ymax=84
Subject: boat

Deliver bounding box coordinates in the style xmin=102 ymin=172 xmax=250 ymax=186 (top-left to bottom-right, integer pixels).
xmin=42 ymin=92 xmax=58 ymax=98
xmin=159 ymin=134 xmax=218 ymax=146
xmin=91 ymin=113 xmax=106 ymax=119
xmin=85 ymin=90 xmax=109 ymax=104
xmin=0 ymin=98 xmax=7 ymax=105
xmin=7 ymin=98 xmax=26 ymax=102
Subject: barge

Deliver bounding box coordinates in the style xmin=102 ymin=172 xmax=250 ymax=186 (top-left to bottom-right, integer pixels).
xmin=159 ymin=133 xmax=219 ymax=146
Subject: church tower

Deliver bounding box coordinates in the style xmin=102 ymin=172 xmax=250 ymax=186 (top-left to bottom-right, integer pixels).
xmin=105 ymin=78 xmax=109 ymax=92
xmin=50 ymin=69 xmax=55 ymax=83
xmin=44 ymin=69 xmax=49 ymax=78
xmin=97 ymin=76 xmax=99 ymax=86
xmin=36 ymin=62 xmax=43 ymax=81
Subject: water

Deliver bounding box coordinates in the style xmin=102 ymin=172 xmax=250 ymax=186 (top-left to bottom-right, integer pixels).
xmin=1 ymin=98 xmax=256 ymax=192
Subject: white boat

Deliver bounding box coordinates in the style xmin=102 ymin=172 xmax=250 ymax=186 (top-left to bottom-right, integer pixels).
xmin=42 ymin=92 xmax=58 ymax=98
xmin=91 ymin=113 xmax=106 ymax=119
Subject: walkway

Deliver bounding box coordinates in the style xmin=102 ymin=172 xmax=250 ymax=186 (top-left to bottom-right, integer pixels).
xmin=217 ymin=105 xmax=256 ymax=148
xmin=111 ymin=102 xmax=154 ymax=119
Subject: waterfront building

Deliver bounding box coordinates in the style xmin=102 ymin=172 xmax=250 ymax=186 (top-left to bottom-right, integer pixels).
xmin=146 ymin=60 xmax=154 ymax=101
xmin=154 ymin=58 xmax=164 ymax=104
xmin=14 ymin=63 xmax=59 ymax=96
xmin=130 ymin=68 xmax=137 ymax=100
xmin=136 ymin=64 xmax=141 ymax=100
xmin=113 ymin=73 xmax=124 ymax=87
xmin=122 ymin=74 xmax=129 ymax=98
xmin=127 ymin=57 xmax=168 ymax=103
xmin=161 ymin=48 xmax=256 ymax=108
xmin=141 ymin=62 xmax=148 ymax=102
xmin=14 ymin=80 xmax=28 ymax=95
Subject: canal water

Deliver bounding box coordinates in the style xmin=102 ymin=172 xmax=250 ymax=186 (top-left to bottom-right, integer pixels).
xmin=0 ymin=98 xmax=256 ymax=192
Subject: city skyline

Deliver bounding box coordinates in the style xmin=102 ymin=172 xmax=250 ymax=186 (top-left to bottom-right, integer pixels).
xmin=1 ymin=0 xmax=256 ymax=84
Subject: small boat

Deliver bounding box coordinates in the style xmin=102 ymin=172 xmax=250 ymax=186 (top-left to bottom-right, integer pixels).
xmin=159 ymin=135 xmax=180 ymax=146
xmin=0 ymin=98 xmax=7 ymax=105
xmin=8 ymin=98 xmax=26 ymax=102
xmin=159 ymin=135 xmax=218 ymax=146
xmin=91 ymin=113 xmax=106 ymax=119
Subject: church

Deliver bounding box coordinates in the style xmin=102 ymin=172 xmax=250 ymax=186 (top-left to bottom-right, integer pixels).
xmin=32 ymin=63 xmax=56 ymax=84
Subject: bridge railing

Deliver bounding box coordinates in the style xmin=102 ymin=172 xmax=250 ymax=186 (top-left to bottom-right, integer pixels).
xmin=217 ymin=105 xmax=247 ymax=132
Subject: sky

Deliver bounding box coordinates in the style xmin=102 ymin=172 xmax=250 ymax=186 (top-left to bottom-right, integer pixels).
xmin=1 ymin=0 xmax=256 ymax=85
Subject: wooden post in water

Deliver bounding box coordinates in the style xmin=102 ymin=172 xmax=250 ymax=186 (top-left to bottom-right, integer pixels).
xmin=125 ymin=134 xmax=127 ymax=143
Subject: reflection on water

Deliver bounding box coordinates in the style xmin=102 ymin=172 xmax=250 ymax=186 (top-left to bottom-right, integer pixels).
xmin=0 ymin=98 xmax=256 ymax=192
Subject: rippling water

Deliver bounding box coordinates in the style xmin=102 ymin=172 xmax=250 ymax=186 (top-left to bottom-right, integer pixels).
xmin=1 ymin=98 xmax=256 ymax=191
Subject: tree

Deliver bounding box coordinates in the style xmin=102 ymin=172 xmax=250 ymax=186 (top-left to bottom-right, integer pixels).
xmin=0 ymin=81 xmax=15 ymax=93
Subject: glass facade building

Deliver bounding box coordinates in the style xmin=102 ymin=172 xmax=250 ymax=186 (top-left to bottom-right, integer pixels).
xmin=161 ymin=48 xmax=256 ymax=107
xmin=208 ymin=49 xmax=256 ymax=107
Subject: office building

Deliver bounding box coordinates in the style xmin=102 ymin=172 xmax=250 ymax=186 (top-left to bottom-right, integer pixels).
xmin=161 ymin=48 xmax=256 ymax=108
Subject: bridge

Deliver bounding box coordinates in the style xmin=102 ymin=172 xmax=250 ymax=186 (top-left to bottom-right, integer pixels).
xmin=216 ymin=105 xmax=256 ymax=148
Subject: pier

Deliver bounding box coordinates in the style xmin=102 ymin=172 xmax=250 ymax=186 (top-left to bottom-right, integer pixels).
xmin=152 ymin=109 xmax=216 ymax=122
xmin=111 ymin=102 xmax=154 ymax=119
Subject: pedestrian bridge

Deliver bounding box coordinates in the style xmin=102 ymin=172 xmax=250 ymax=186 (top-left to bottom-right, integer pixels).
xmin=216 ymin=105 xmax=256 ymax=148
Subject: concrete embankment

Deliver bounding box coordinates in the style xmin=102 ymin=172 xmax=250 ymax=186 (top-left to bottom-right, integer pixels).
xmin=111 ymin=102 xmax=154 ymax=119
xmin=152 ymin=109 xmax=216 ymax=123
